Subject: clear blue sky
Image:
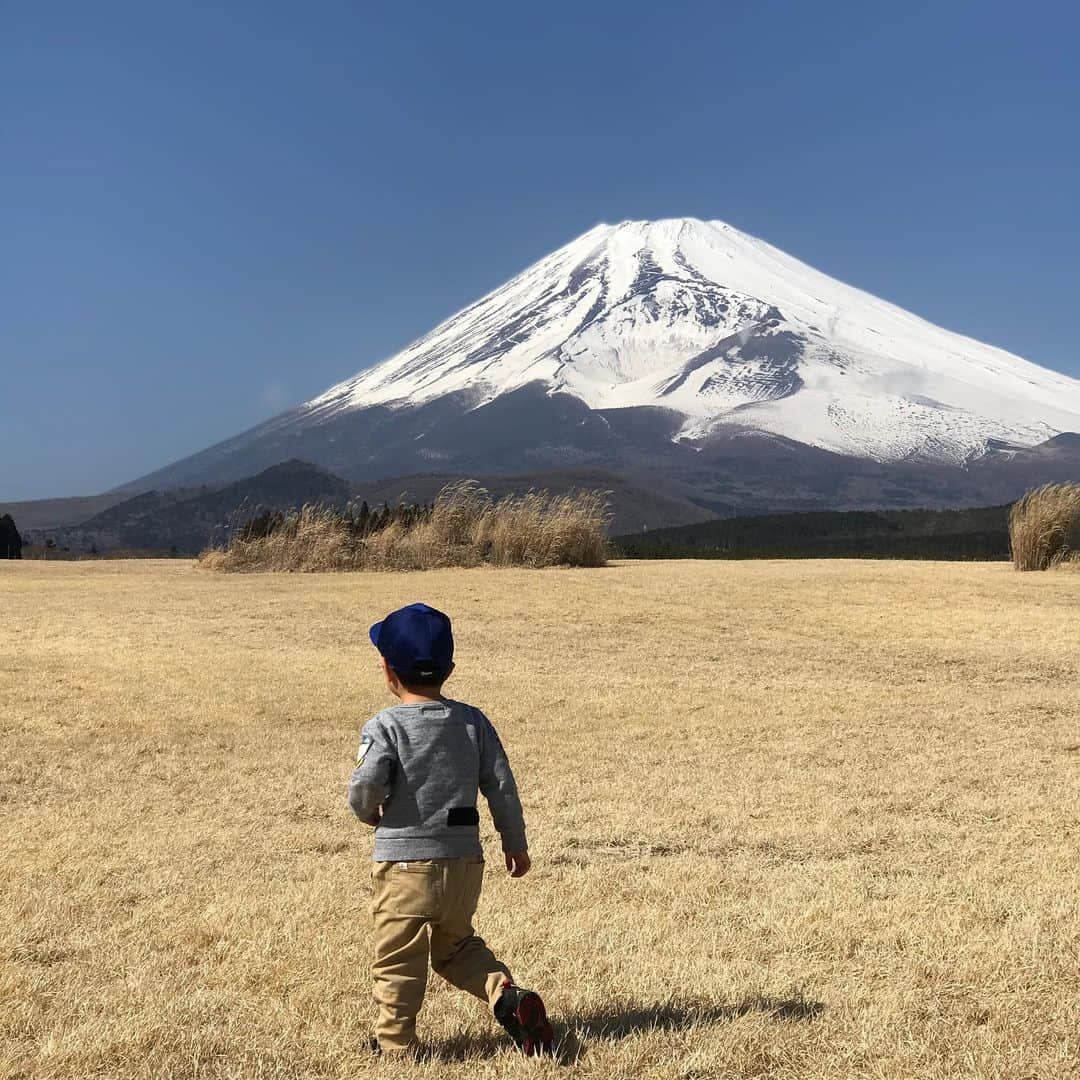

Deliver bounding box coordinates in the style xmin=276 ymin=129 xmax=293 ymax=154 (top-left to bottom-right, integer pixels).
xmin=3 ymin=0 xmax=1078 ymax=500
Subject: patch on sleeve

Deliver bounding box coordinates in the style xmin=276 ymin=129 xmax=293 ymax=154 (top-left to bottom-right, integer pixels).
xmin=355 ymin=738 xmax=374 ymax=767
xmin=447 ymin=806 xmax=480 ymax=827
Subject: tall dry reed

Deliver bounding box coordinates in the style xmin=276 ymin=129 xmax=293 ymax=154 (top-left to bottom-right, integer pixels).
xmin=1008 ymin=483 xmax=1080 ymax=571
xmin=199 ymin=480 xmax=610 ymax=572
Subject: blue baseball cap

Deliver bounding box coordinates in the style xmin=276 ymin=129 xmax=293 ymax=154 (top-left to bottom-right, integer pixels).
xmin=369 ymin=603 xmax=454 ymax=682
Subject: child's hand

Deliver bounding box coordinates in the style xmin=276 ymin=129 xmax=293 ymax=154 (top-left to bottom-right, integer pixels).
xmin=504 ymin=851 xmax=531 ymax=878
xmin=364 ymin=809 xmax=382 ymax=827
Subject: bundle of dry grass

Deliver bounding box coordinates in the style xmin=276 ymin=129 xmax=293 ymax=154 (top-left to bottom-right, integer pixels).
xmin=199 ymin=480 xmax=610 ymax=572
xmin=1008 ymin=483 xmax=1080 ymax=570
xmin=476 ymin=486 xmax=610 ymax=568
xmin=198 ymin=505 xmax=361 ymax=573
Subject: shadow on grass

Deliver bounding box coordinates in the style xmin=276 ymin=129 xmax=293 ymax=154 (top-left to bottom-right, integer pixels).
xmin=568 ymin=993 xmax=825 ymax=1039
xmin=426 ymin=993 xmax=825 ymax=1065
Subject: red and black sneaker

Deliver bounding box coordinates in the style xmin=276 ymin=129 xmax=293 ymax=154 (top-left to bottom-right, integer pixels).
xmin=494 ymin=982 xmax=555 ymax=1057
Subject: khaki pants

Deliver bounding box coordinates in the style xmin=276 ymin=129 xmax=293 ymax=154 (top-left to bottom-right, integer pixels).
xmin=370 ymin=857 xmax=512 ymax=1051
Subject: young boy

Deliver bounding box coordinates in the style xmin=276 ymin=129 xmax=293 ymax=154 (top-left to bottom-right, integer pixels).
xmin=348 ymin=602 xmax=554 ymax=1058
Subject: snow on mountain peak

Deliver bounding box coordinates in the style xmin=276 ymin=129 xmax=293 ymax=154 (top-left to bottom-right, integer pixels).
xmin=306 ymin=218 xmax=1080 ymax=463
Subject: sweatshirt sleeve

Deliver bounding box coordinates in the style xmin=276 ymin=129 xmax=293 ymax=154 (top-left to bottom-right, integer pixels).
xmin=477 ymin=712 xmax=528 ymax=853
xmin=347 ymin=718 xmax=396 ymax=823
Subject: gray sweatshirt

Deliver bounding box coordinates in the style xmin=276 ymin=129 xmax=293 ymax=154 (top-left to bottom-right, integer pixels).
xmin=347 ymin=699 xmax=527 ymax=861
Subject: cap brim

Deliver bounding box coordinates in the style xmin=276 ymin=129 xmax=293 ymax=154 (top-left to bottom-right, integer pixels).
xmin=368 ymin=621 xmax=383 ymax=649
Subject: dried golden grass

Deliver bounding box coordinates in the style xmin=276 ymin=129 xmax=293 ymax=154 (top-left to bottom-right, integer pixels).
xmin=476 ymin=486 xmax=610 ymax=568
xmin=198 ymin=480 xmax=610 ymax=572
xmin=198 ymin=505 xmax=361 ymax=573
xmin=3 ymin=559 xmax=1080 ymax=1079
xmin=1008 ymin=483 xmax=1080 ymax=570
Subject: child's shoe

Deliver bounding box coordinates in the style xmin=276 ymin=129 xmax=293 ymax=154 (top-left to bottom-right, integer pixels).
xmin=369 ymin=1037 xmax=424 ymax=1060
xmin=494 ymin=982 xmax=554 ymax=1056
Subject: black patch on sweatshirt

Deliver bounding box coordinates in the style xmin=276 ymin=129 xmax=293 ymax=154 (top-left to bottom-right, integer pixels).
xmin=447 ymin=806 xmax=480 ymax=827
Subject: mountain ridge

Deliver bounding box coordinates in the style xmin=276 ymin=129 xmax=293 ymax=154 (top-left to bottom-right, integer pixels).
xmin=120 ymin=217 xmax=1080 ymax=505
xmin=297 ymin=217 xmax=1080 ymax=461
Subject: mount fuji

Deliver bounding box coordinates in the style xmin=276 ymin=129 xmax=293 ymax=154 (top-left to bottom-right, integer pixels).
xmin=124 ymin=219 xmax=1080 ymax=515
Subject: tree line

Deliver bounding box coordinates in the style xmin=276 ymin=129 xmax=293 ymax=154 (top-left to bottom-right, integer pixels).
xmin=1 ymin=514 xmax=22 ymax=559
xmin=615 ymin=505 xmax=1013 ymax=561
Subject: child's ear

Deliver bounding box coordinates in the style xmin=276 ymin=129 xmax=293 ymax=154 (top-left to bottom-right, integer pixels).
xmin=382 ymin=658 xmax=406 ymax=696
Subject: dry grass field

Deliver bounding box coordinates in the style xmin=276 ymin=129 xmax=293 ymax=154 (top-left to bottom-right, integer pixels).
xmin=2 ymin=559 xmax=1078 ymax=1080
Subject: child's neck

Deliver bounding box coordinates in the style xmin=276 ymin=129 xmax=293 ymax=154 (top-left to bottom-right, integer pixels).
xmin=395 ymin=689 xmax=445 ymax=705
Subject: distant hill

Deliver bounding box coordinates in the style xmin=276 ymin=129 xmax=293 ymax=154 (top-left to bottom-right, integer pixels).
xmin=0 ymin=493 xmax=128 ymax=532
xmin=27 ymin=462 xmax=714 ymax=555
xmin=28 ymin=460 xmax=351 ymax=554
xmin=614 ymin=504 xmax=1012 ymax=561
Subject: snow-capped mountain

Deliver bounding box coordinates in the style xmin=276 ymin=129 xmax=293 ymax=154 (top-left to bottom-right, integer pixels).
xmin=122 ymin=218 xmax=1080 ymax=515
xmin=305 ymin=218 xmax=1080 ymax=464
